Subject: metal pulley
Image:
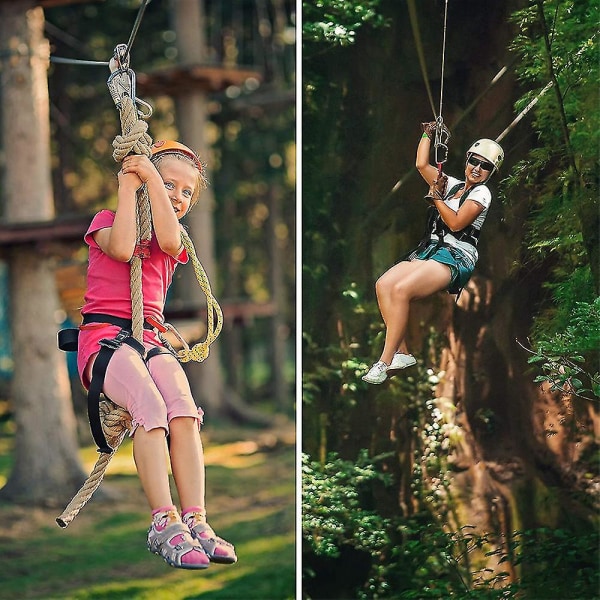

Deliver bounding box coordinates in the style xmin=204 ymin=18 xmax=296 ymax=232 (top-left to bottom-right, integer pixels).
xmin=107 ymin=43 xmax=152 ymax=120
xmin=433 ymin=116 xmax=450 ymax=167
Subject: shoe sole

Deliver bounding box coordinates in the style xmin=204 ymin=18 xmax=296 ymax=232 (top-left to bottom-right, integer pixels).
xmin=361 ymin=375 xmax=386 ymax=384
xmin=386 ymin=361 xmax=416 ymax=378
xmin=208 ymin=555 xmax=238 ymax=564
xmin=148 ymin=546 xmax=211 ymax=570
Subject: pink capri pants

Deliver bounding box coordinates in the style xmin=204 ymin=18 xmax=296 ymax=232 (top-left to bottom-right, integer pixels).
xmin=79 ymin=325 xmax=203 ymax=436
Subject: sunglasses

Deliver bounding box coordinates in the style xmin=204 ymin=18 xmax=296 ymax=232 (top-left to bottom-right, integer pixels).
xmin=467 ymin=156 xmax=494 ymax=171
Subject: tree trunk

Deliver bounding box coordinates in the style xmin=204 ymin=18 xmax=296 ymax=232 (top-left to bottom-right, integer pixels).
xmin=170 ymin=0 xmax=225 ymax=416
xmin=0 ymin=1 xmax=84 ymax=504
xmin=268 ymin=183 xmax=291 ymax=410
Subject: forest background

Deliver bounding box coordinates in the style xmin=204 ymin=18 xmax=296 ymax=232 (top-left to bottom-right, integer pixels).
xmin=302 ymin=0 xmax=599 ymax=598
xmin=0 ymin=1 xmax=296 ymax=599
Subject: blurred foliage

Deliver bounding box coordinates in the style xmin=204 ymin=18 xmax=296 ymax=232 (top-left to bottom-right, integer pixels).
xmin=524 ymin=296 xmax=600 ymax=402
xmin=301 ymin=0 xmax=599 ymax=597
xmin=302 ymin=0 xmax=385 ymax=47
xmin=304 ymin=446 xmax=599 ymax=598
xmin=43 ymin=0 xmax=295 ymax=406
xmin=302 ymin=450 xmax=392 ymax=559
xmin=504 ymin=0 xmax=599 ymax=397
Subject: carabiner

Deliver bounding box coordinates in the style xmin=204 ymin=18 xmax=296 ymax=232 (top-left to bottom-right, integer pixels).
xmin=135 ymin=97 xmax=153 ymax=120
xmin=433 ymin=117 xmax=450 ymax=165
xmin=434 ymin=141 xmax=448 ymax=165
xmin=107 ymin=44 xmax=136 ymax=109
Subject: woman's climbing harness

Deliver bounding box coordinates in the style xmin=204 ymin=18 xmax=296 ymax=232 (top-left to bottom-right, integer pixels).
xmin=56 ymin=5 xmax=222 ymax=527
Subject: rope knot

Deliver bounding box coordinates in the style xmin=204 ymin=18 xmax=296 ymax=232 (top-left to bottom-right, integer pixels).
xmin=99 ymin=400 xmax=132 ymax=449
xmin=111 ymin=96 xmax=152 ymax=162
xmin=178 ymin=343 xmax=210 ymax=364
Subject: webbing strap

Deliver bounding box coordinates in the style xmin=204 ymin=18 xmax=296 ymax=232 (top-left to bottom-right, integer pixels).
xmin=431 ymin=182 xmax=482 ymax=246
xmin=87 ymin=330 xmax=145 ymax=453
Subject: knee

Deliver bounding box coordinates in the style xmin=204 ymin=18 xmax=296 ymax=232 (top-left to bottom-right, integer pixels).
xmin=375 ymin=275 xmax=392 ymax=298
xmin=169 ymin=416 xmax=196 ymax=432
xmin=169 ymin=415 xmax=202 ymax=440
xmin=376 ymin=275 xmax=410 ymax=302
xmin=390 ymin=280 xmax=412 ymax=302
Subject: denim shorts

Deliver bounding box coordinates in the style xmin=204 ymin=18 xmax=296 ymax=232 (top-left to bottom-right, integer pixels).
xmin=409 ymin=241 xmax=475 ymax=295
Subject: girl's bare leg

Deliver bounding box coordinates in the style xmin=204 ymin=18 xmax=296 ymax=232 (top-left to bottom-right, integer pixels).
xmin=133 ymin=428 xmax=174 ymax=509
xmin=168 ymin=416 xmax=206 ymax=511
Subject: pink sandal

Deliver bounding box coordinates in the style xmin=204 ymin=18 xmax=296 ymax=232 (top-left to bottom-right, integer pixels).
xmin=183 ymin=510 xmax=237 ymax=565
xmin=188 ymin=520 xmax=237 ymax=564
xmin=148 ymin=513 xmax=210 ymax=570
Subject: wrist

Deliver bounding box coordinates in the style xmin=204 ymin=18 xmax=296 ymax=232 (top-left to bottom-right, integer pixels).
xmin=421 ymin=132 xmax=429 ymax=139
xmin=144 ymin=172 xmax=163 ymax=188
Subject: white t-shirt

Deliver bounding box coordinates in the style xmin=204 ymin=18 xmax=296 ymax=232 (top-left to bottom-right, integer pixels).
xmin=430 ymin=175 xmax=492 ymax=264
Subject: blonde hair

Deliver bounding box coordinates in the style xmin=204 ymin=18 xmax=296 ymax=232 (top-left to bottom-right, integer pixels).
xmin=151 ymin=152 xmax=209 ymax=207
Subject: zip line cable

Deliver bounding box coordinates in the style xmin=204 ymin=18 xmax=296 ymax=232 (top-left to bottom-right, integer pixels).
xmin=48 ymin=0 xmax=151 ymax=68
xmin=123 ymin=0 xmax=151 ymax=64
xmin=50 ymin=56 xmax=109 ymax=66
xmin=406 ymin=0 xmax=449 ymax=124
xmin=407 ymin=0 xmax=449 ymax=170
xmin=407 ymin=0 xmax=437 ymax=118
xmin=438 ymin=0 xmax=449 ymax=122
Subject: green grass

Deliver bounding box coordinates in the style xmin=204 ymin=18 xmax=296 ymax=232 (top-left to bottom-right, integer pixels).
xmin=0 ymin=423 xmax=296 ymax=600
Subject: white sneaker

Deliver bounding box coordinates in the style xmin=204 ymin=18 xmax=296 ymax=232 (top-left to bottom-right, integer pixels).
xmin=387 ymin=353 xmax=417 ymax=371
xmin=362 ymin=361 xmax=389 ymax=384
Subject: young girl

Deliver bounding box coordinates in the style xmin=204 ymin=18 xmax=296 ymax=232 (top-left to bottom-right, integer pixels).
xmin=77 ymin=140 xmax=237 ymax=569
xmin=362 ymin=124 xmax=504 ymax=384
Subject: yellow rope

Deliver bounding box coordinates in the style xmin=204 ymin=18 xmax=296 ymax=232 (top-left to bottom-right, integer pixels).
xmin=176 ymin=230 xmax=223 ymax=363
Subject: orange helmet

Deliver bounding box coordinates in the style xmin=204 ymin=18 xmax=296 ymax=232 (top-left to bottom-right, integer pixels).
xmin=150 ymin=140 xmax=203 ymax=173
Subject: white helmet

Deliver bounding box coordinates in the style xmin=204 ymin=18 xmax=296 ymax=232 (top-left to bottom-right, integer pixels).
xmin=467 ymin=139 xmax=504 ymax=172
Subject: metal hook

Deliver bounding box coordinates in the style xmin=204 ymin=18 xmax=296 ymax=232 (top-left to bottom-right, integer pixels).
xmin=433 ymin=117 xmax=450 ymax=165
xmin=135 ymin=97 xmax=153 ymax=120
xmin=107 ymin=45 xmax=136 ymax=109
xmin=113 ymin=43 xmax=130 ymax=71
xmin=434 ymin=142 xmax=448 ymax=165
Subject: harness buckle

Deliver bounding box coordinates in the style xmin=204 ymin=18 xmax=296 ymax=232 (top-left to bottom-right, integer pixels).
xmin=99 ymin=329 xmax=131 ymax=350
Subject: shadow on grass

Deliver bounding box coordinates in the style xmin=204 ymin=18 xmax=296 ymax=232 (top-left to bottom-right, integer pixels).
xmin=0 ymin=432 xmax=295 ymax=600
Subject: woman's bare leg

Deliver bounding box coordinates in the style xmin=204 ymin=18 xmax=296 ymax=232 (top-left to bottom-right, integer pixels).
xmin=375 ymin=259 xmax=452 ymax=364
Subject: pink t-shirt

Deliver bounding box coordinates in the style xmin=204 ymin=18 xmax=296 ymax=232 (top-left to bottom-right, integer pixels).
xmin=77 ymin=210 xmax=188 ymax=386
xmin=82 ymin=210 xmax=188 ymax=321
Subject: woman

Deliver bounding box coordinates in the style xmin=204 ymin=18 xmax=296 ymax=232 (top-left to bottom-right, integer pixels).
xmin=362 ymin=123 xmax=504 ymax=384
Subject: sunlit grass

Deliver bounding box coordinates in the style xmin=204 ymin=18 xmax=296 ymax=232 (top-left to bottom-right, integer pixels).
xmin=0 ymin=421 xmax=295 ymax=600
